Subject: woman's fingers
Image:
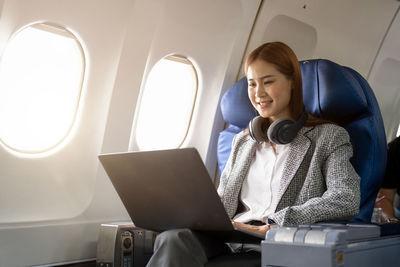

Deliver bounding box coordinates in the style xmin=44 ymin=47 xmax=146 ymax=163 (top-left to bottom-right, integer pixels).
xmin=231 ymin=220 xmax=271 ymax=235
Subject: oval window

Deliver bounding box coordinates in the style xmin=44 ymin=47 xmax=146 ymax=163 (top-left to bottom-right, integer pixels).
xmin=135 ymin=55 xmax=198 ymax=150
xmin=0 ymin=23 xmax=85 ymax=153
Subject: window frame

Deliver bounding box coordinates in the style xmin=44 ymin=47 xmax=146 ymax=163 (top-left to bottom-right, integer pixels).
xmin=0 ymin=22 xmax=87 ymax=155
xmin=133 ymin=54 xmax=199 ymax=150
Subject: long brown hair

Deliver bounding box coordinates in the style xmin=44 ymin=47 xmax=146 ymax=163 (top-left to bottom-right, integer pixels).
xmin=245 ymin=42 xmax=331 ymax=127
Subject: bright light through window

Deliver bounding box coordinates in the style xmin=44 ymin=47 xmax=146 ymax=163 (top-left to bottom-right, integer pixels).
xmin=0 ymin=23 xmax=85 ymax=153
xmin=397 ymin=123 xmax=400 ymax=137
xmin=135 ymin=55 xmax=198 ymax=150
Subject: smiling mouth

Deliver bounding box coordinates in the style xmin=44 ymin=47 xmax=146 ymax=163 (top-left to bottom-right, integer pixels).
xmin=257 ymin=100 xmax=273 ymax=109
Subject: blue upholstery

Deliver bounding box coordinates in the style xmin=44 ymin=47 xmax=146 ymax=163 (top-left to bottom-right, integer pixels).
xmin=217 ymin=77 xmax=257 ymax=174
xmin=217 ymin=59 xmax=387 ymax=223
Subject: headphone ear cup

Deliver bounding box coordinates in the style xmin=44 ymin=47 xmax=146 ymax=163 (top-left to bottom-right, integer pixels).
xmin=249 ymin=116 xmax=269 ymax=142
xmin=267 ymin=112 xmax=308 ymax=144
xmin=251 ymin=113 xmax=308 ymax=144
xmin=267 ymin=118 xmax=296 ymax=144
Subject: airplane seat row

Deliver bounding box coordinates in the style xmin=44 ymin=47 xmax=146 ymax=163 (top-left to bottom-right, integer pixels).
xmin=213 ymin=59 xmax=392 ymax=266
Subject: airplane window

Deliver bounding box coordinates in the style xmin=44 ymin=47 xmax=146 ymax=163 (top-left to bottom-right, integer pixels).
xmin=135 ymin=55 xmax=198 ymax=150
xmin=0 ymin=23 xmax=85 ymax=154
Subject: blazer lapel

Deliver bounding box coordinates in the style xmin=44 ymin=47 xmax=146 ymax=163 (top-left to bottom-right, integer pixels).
xmin=276 ymin=127 xmax=312 ymax=204
xmin=221 ymin=135 xmax=258 ymax=218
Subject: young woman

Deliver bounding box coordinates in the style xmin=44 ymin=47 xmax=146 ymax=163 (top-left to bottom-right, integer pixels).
xmin=146 ymin=42 xmax=361 ymax=267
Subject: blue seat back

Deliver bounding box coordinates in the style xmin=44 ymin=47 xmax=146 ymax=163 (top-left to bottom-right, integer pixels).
xmin=217 ymin=78 xmax=257 ymax=174
xmin=217 ymin=59 xmax=387 ymax=223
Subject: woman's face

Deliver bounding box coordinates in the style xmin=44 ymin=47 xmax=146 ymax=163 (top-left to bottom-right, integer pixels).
xmin=247 ymin=59 xmax=293 ymax=122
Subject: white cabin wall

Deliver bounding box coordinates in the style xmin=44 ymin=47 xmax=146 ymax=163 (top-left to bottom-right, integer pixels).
xmin=239 ymin=0 xmax=399 ymax=78
xmin=89 ymin=0 xmax=165 ymax=223
xmin=368 ymin=7 xmax=400 ymax=142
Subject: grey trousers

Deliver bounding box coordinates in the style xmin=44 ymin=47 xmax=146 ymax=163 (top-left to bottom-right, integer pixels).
xmin=146 ymin=228 xmax=231 ymax=267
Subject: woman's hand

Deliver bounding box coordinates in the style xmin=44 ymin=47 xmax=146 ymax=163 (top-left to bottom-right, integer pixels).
xmin=231 ymin=220 xmax=271 ymax=236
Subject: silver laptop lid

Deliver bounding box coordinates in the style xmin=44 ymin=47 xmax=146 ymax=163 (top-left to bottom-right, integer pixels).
xmin=98 ymin=148 xmax=233 ymax=233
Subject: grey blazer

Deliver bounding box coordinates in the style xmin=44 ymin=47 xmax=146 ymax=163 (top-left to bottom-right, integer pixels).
xmin=217 ymin=124 xmax=361 ymax=226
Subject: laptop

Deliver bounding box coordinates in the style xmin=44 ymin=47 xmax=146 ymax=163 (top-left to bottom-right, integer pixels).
xmin=98 ymin=148 xmax=264 ymax=243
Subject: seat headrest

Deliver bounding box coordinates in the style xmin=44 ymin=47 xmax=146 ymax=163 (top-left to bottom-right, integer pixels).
xmin=220 ymin=59 xmax=369 ymax=127
xmin=220 ymin=77 xmax=257 ymax=128
xmin=300 ymin=59 xmax=368 ymax=124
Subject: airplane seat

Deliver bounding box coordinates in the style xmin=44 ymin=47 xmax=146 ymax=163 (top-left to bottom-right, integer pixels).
xmin=300 ymin=59 xmax=387 ymax=223
xmin=217 ymin=59 xmax=387 ymax=223
xmin=212 ymin=58 xmax=389 ymax=267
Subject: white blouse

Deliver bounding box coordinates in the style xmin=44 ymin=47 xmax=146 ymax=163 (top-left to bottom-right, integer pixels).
xmin=233 ymin=141 xmax=290 ymax=223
